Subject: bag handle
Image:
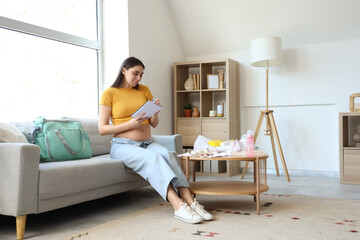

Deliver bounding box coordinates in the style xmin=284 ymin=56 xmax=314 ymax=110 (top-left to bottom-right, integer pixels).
xmin=45 ymin=129 xmax=86 ymax=160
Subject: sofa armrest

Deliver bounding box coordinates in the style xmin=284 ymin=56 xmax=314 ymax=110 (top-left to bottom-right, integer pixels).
xmin=151 ymin=134 xmax=183 ymax=154
xmin=0 ymin=143 xmax=40 ymax=216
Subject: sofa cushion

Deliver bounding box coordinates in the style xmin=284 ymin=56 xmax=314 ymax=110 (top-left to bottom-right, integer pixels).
xmin=62 ymin=117 xmax=113 ymax=156
xmin=38 ymin=154 xmax=144 ymax=200
xmin=0 ymin=122 xmax=28 ymax=143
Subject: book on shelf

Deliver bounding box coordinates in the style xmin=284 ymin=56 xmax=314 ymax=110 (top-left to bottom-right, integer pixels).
xmin=192 ymin=74 xmax=197 ymax=90
xmin=196 ymin=74 xmax=200 ymax=90
xmin=191 ymin=74 xmax=200 ymax=90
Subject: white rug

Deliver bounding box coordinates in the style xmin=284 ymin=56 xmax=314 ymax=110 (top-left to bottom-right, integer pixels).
xmin=64 ymin=194 xmax=360 ymax=240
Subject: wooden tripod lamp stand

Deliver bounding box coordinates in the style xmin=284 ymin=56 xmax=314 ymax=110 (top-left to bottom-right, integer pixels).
xmin=241 ymin=37 xmax=290 ymax=182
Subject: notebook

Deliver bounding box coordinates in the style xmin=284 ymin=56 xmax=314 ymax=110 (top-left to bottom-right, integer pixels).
xmin=131 ymin=100 xmax=163 ymax=119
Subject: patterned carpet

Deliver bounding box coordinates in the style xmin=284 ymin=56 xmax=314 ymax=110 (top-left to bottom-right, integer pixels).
xmin=64 ymin=194 xmax=359 ymax=240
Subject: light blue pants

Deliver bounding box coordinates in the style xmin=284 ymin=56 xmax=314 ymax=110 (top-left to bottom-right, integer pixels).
xmin=110 ymin=137 xmax=190 ymax=201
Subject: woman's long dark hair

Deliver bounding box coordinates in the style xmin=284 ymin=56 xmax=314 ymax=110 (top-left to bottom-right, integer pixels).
xmin=111 ymin=57 xmax=145 ymax=89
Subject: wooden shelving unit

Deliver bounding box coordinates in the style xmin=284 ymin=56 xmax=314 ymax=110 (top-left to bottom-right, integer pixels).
xmin=173 ymin=59 xmax=240 ymax=176
xmin=339 ymin=112 xmax=360 ymax=184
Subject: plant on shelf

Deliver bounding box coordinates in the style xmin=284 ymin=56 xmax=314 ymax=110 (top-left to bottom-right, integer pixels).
xmin=183 ymin=103 xmax=194 ymax=118
xmin=184 ymin=103 xmax=194 ymax=110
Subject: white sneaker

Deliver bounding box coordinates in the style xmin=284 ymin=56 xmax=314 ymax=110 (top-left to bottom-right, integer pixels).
xmin=174 ymin=203 xmax=203 ymax=224
xmin=190 ymin=199 xmax=214 ymax=221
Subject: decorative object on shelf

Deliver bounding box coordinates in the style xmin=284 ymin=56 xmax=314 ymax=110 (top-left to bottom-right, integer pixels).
xmin=243 ymin=36 xmax=290 ymax=182
xmin=216 ymin=102 xmax=224 ymax=117
xmin=207 ymin=74 xmax=219 ymax=89
xmin=184 ymin=74 xmax=194 ymax=91
xmin=218 ymin=70 xmax=224 ymax=89
xmin=353 ymin=125 xmax=360 ymax=147
xmin=192 ymin=74 xmax=200 ymax=90
xmin=209 ymin=110 xmax=217 ymax=117
xmin=192 ymin=106 xmax=200 ymax=117
xmin=183 ymin=103 xmax=193 ymax=117
xmin=349 ymin=93 xmax=360 ymax=112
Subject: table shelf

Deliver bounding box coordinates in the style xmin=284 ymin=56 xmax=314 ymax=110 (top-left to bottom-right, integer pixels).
xmin=190 ymin=181 xmax=269 ymax=195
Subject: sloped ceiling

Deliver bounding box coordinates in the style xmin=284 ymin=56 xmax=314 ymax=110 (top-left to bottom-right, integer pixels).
xmin=168 ymin=0 xmax=360 ymax=57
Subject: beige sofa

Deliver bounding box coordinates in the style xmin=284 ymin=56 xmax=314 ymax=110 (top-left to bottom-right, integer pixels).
xmin=0 ymin=118 xmax=182 ymax=240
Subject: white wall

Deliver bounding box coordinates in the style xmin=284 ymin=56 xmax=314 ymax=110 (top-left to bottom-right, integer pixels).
xmin=102 ymin=0 xmax=129 ymax=91
xmin=186 ymin=38 xmax=360 ymax=175
xmin=128 ymin=0 xmax=184 ymax=135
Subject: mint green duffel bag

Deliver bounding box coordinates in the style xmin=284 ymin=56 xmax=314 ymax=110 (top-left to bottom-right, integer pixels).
xmin=32 ymin=116 xmax=93 ymax=162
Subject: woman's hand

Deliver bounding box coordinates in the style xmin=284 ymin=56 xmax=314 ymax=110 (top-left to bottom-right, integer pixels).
xmin=153 ymin=98 xmax=160 ymax=105
xmin=149 ymin=98 xmax=160 ymax=128
xmin=128 ymin=113 xmax=149 ymax=129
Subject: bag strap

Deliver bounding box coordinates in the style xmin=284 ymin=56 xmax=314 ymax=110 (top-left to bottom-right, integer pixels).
xmin=30 ymin=126 xmax=41 ymax=144
xmin=45 ymin=134 xmax=54 ymax=161
xmin=45 ymin=129 xmax=86 ymax=160
xmin=55 ymin=129 xmax=86 ymax=155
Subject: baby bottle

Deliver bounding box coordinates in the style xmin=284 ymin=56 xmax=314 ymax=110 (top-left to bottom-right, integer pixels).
xmin=246 ymin=130 xmax=254 ymax=157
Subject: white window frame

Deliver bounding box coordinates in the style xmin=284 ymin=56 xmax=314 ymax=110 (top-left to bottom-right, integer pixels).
xmin=0 ymin=0 xmax=103 ymax=111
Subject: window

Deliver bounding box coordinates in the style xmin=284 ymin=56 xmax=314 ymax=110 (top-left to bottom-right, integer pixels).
xmin=0 ymin=0 xmax=101 ymax=122
xmin=0 ymin=0 xmax=97 ymax=40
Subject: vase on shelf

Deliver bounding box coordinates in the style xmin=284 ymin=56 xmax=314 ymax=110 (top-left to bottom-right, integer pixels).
xmin=184 ymin=74 xmax=194 ymax=91
xmin=218 ymin=70 xmax=224 ymax=89
xmin=192 ymin=106 xmax=200 ymax=117
xmin=353 ymin=125 xmax=360 ymax=148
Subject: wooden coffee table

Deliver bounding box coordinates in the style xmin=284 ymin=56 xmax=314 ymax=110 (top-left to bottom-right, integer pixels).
xmin=181 ymin=153 xmax=269 ymax=214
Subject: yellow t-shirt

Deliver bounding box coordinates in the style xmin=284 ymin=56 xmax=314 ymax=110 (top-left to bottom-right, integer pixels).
xmin=100 ymin=84 xmax=153 ymax=125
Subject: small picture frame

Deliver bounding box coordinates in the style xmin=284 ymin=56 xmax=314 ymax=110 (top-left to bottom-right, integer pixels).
xmin=207 ymin=74 xmax=219 ymax=89
xmin=350 ymin=93 xmax=360 ymax=112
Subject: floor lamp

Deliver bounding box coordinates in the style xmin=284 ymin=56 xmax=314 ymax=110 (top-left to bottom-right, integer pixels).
xmin=241 ymin=37 xmax=290 ymax=182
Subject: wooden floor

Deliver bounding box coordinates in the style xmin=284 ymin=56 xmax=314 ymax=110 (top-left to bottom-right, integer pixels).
xmin=0 ymin=174 xmax=359 ymax=240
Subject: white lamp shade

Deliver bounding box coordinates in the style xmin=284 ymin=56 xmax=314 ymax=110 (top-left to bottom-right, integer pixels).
xmin=250 ymin=37 xmax=282 ymax=67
